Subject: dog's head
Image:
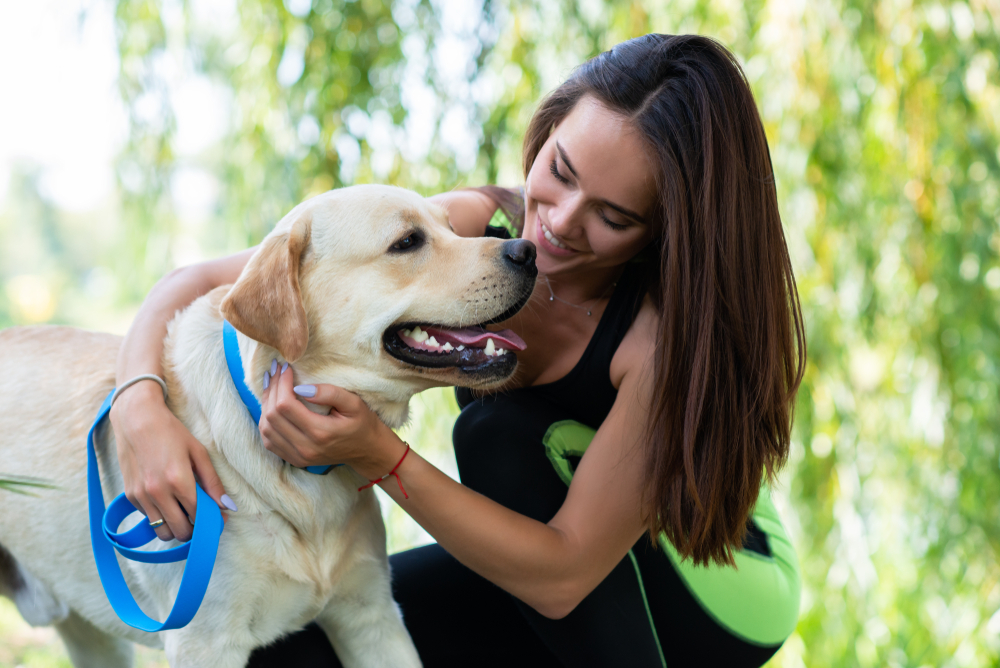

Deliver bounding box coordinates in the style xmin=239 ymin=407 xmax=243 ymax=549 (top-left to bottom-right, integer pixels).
xmin=219 ymin=185 xmax=536 ymax=424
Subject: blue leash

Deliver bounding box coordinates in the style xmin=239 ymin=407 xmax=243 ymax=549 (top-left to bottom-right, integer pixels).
xmin=87 ymin=390 xmax=223 ymax=631
xmin=88 ymin=321 xmax=336 ymax=631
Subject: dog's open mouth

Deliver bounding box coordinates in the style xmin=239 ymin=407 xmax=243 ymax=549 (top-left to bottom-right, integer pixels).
xmin=383 ymin=323 xmax=526 ymax=373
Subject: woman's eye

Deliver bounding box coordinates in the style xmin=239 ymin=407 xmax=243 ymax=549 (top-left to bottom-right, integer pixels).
xmin=600 ymin=212 xmax=628 ymax=232
xmin=549 ymin=158 xmax=570 ymax=185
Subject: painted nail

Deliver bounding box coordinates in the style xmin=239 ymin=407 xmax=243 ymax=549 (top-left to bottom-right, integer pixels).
xmin=220 ymin=494 xmax=238 ymax=512
xmin=270 ymin=359 xmax=278 ymax=375
xmin=281 ymin=362 xmax=289 ymax=374
xmin=263 ymin=372 xmax=270 ymax=390
xmin=294 ymin=385 xmax=316 ymax=398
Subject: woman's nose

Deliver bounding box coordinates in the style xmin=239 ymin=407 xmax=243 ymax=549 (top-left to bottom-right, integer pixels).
xmin=547 ymin=198 xmax=582 ymax=237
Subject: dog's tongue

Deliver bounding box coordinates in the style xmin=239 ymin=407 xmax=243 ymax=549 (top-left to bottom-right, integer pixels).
xmin=424 ymin=326 xmax=526 ymax=351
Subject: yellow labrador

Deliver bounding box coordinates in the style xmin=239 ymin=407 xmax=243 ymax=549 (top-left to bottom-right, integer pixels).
xmin=0 ymin=184 xmax=536 ymax=668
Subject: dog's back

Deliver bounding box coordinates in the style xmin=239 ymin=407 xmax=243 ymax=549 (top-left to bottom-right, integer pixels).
xmin=0 ymin=326 xmax=151 ymax=665
xmin=0 ymin=325 xmax=120 ymax=499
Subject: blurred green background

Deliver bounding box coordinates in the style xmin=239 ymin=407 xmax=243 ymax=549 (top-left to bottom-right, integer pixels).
xmin=1 ymin=0 xmax=999 ymax=666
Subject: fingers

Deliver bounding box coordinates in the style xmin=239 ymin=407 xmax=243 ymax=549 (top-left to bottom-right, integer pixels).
xmin=292 ymin=382 xmax=366 ymax=415
xmin=136 ymin=487 xmax=193 ymax=541
xmin=261 ymin=363 xmax=313 ymax=466
xmin=132 ymin=495 xmax=174 ymax=542
xmin=258 ymin=359 xmax=381 ymax=470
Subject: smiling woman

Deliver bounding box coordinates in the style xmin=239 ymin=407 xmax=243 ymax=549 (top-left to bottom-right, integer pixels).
xmin=111 ymin=34 xmax=803 ymax=668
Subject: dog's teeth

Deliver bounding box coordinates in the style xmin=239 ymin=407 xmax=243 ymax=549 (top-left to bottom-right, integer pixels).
xmin=427 ymin=336 xmax=440 ymax=347
xmin=457 ymin=345 xmax=465 ymax=351
xmin=497 ymin=348 xmax=505 ymax=356
xmin=410 ymin=326 xmax=429 ymax=342
xmin=442 ymin=342 xmax=454 ymax=351
xmin=402 ymin=328 xmax=412 ymax=337
xmin=484 ymin=338 xmax=495 ymax=356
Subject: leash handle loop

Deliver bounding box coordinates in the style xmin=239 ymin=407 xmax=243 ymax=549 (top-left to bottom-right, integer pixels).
xmin=88 ymin=390 xmax=224 ymax=631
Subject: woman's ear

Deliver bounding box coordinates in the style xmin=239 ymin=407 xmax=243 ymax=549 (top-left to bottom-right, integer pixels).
xmin=220 ymin=212 xmax=312 ymax=362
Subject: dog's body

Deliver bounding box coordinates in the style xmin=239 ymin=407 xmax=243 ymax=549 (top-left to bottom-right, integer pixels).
xmin=0 ymin=185 xmax=536 ymax=667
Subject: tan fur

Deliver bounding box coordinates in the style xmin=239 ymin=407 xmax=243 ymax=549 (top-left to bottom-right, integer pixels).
xmin=221 ymin=211 xmax=312 ymax=363
xmin=0 ymin=185 xmax=535 ymax=668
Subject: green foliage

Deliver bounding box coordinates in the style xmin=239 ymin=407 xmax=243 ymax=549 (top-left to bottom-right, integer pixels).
xmin=1 ymin=0 xmax=998 ymax=665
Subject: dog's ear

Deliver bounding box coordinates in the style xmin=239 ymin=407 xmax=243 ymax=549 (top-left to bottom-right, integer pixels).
xmin=220 ymin=212 xmax=312 ymax=363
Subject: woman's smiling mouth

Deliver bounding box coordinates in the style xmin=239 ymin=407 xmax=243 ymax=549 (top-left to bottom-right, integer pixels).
xmin=538 ymin=219 xmax=574 ymax=253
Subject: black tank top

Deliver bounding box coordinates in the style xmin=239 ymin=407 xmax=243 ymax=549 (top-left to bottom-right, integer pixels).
xmin=452 ymin=262 xmax=646 ymax=521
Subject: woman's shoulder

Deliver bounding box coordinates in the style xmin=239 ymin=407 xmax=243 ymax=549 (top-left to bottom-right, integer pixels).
xmin=609 ymin=293 xmax=657 ymax=391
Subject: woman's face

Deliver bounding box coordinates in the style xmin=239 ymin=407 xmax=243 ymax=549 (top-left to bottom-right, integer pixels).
xmin=523 ymin=95 xmax=657 ymax=277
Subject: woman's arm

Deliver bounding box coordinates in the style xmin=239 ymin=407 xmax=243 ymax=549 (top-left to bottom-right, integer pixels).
xmin=258 ymin=302 xmax=659 ymax=619
xmin=110 ymin=248 xmax=255 ymax=541
xmin=427 ymin=189 xmax=498 ymax=238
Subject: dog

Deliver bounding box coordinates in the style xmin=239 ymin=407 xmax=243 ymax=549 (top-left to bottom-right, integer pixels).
xmin=0 ymin=184 xmax=537 ymax=668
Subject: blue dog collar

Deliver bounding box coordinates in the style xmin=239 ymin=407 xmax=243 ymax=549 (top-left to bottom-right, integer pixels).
xmin=222 ymin=320 xmax=338 ymax=475
xmin=87 ymin=391 xmax=223 ymax=631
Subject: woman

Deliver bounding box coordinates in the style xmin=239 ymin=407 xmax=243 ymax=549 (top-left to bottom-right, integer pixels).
xmin=111 ymin=34 xmax=805 ymax=667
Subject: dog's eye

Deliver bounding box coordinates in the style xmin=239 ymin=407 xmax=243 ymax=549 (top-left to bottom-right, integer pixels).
xmin=390 ymin=232 xmax=423 ymax=253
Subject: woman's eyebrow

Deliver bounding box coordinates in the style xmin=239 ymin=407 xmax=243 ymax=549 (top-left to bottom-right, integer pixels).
xmin=603 ymin=201 xmax=646 ymax=224
xmin=555 ymin=141 xmax=580 ymax=178
xmin=556 ymin=141 xmax=646 ymax=224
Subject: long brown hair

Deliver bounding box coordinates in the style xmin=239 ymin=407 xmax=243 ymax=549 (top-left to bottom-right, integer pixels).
xmin=479 ymin=34 xmax=805 ymax=565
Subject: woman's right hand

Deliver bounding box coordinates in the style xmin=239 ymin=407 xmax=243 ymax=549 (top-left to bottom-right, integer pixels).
xmin=109 ymin=380 xmax=231 ymax=542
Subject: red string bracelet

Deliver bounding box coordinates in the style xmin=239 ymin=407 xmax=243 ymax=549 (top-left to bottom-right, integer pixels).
xmin=358 ymin=442 xmax=411 ymax=499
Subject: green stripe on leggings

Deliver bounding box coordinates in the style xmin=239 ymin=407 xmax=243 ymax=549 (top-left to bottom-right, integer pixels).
xmin=627 ymin=549 xmax=668 ymax=668
xmin=542 ymin=420 xmax=800 ymax=647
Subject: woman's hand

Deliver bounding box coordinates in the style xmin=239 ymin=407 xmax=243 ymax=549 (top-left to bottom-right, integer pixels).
xmin=110 ymin=381 xmax=233 ymax=542
xmin=258 ymin=362 xmax=403 ymax=478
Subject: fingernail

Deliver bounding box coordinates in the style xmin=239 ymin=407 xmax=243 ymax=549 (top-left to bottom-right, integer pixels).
xmin=281 ymin=362 xmax=289 ymax=374
xmin=263 ymin=372 xmax=270 ymax=390
xmin=294 ymin=385 xmax=316 ymax=398
xmin=270 ymin=359 xmax=278 ymax=375
xmin=221 ymin=494 xmax=238 ymax=512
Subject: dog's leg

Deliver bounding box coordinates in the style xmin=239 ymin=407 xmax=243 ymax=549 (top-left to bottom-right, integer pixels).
xmin=314 ymin=561 xmax=422 ymax=668
xmin=54 ymin=610 xmax=134 ymax=668
xmin=162 ymin=628 xmax=252 ymax=668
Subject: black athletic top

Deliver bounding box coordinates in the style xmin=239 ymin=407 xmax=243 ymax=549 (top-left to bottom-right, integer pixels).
xmin=452 ymin=260 xmax=645 ymax=516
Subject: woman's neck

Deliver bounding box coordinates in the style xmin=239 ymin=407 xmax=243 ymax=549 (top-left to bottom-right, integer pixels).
xmin=540 ymin=263 xmax=624 ymax=306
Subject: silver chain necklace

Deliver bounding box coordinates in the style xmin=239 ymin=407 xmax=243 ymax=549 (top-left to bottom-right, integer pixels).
xmin=542 ymin=275 xmax=616 ymax=317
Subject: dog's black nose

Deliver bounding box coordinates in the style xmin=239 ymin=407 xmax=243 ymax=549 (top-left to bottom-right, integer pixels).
xmin=502 ymin=239 xmax=536 ymax=272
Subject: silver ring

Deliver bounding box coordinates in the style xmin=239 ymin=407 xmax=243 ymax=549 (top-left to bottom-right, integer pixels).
xmin=148 ymin=518 xmax=165 ymax=528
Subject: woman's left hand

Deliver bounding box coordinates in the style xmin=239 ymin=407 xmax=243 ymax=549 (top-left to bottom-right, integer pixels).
xmin=258 ymin=361 xmax=395 ymax=474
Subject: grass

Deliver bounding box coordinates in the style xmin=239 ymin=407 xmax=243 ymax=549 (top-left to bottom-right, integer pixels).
xmin=0 ymin=476 xmax=55 ymax=496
